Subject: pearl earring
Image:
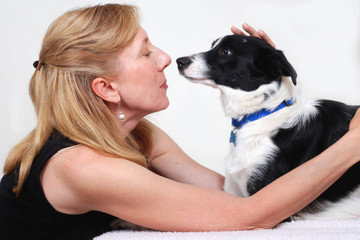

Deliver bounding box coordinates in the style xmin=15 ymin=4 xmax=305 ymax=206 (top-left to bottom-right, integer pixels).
xmin=118 ymin=103 xmax=125 ymax=123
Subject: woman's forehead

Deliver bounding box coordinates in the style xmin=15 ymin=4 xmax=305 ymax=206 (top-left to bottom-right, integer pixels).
xmin=135 ymin=27 xmax=148 ymax=42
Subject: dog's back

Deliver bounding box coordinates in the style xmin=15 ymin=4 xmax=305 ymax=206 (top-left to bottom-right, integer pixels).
xmin=248 ymin=99 xmax=360 ymax=218
xmin=250 ymin=100 xmax=359 ymax=196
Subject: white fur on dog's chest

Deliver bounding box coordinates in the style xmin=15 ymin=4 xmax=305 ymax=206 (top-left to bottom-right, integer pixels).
xmin=224 ymin=121 xmax=279 ymax=197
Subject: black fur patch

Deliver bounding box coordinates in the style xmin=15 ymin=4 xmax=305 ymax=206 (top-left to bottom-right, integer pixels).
xmin=204 ymin=35 xmax=297 ymax=91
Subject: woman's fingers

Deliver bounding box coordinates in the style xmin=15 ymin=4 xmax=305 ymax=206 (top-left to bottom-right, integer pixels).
xmin=242 ymin=23 xmax=260 ymax=37
xmin=231 ymin=26 xmax=246 ymax=35
xmin=231 ymin=23 xmax=276 ymax=48
xmin=258 ymin=29 xmax=276 ymax=48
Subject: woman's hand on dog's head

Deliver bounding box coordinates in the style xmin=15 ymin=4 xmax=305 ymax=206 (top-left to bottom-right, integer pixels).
xmin=231 ymin=23 xmax=276 ymax=48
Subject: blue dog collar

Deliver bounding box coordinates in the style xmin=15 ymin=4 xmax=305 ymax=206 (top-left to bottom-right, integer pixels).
xmin=230 ymin=99 xmax=294 ymax=146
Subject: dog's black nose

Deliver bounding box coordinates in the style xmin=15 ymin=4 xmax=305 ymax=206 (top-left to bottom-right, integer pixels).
xmin=176 ymin=57 xmax=192 ymax=70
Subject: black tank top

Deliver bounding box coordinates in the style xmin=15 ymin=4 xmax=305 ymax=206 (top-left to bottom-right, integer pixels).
xmin=0 ymin=130 xmax=116 ymax=240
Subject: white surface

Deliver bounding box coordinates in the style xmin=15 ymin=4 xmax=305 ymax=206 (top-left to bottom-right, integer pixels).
xmin=95 ymin=219 xmax=360 ymax=240
xmin=1 ymin=0 xmax=360 ymax=175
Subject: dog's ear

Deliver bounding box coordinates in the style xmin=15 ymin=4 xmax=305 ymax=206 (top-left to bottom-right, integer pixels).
xmin=275 ymin=50 xmax=297 ymax=85
xmin=257 ymin=47 xmax=297 ymax=86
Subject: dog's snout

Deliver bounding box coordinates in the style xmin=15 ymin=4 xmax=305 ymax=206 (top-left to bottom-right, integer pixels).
xmin=176 ymin=57 xmax=192 ymax=70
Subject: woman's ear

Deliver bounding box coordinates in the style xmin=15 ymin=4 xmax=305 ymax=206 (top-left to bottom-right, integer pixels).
xmin=91 ymin=77 xmax=120 ymax=103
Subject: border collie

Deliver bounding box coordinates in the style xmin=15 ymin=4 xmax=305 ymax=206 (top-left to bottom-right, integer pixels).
xmin=176 ymin=35 xmax=360 ymax=220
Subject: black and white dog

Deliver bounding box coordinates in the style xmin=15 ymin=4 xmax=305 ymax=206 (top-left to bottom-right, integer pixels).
xmin=176 ymin=35 xmax=360 ymax=220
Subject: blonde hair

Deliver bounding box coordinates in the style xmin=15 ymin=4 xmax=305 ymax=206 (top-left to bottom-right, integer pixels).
xmin=4 ymin=4 xmax=153 ymax=196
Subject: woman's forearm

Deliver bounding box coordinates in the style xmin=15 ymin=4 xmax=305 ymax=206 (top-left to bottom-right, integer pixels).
xmin=245 ymin=131 xmax=360 ymax=229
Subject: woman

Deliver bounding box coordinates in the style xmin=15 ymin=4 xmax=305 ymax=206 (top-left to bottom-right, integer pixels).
xmin=0 ymin=4 xmax=359 ymax=240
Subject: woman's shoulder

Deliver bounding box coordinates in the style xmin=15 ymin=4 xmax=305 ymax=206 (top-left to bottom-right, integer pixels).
xmin=44 ymin=144 xmax=140 ymax=185
xmin=41 ymin=144 xmax=141 ymax=214
xmin=48 ymin=145 xmax=103 ymax=173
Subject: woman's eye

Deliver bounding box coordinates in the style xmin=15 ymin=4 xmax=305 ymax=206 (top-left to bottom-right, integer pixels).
xmin=145 ymin=51 xmax=152 ymax=57
xmin=219 ymin=48 xmax=231 ymax=56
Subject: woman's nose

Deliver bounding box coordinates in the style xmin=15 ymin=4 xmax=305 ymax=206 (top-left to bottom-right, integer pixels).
xmin=158 ymin=49 xmax=172 ymax=71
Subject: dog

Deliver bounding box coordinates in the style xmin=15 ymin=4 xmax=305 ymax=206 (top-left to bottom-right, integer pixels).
xmin=176 ymin=35 xmax=360 ymax=220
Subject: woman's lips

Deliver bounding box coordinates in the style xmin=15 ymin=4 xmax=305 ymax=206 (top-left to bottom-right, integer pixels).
xmin=160 ymin=81 xmax=168 ymax=88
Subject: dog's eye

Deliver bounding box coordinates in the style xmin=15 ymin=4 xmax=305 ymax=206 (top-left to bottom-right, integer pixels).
xmin=219 ymin=48 xmax=232 ymax=56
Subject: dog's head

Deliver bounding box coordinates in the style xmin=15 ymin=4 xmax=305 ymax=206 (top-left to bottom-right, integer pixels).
xmin=177 ymin=35 xmax=296 ymax=90
xmin=176 ymin=35 xmax=297 ymax=116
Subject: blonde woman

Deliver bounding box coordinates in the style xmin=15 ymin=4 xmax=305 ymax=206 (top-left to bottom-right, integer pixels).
xmin=0 ymin=4 xmax=359 ymax=240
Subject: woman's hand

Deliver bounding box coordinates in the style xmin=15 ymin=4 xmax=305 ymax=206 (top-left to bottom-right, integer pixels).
xmin=231 ymin=23 xmax=275 ymax=48
xmin=350 ymin=108 xmax=360 ymax=132
xmin=348 ymin=108 xmax=360 ymax=160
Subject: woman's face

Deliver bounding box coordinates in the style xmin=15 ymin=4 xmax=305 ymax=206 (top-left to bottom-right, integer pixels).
xmin=112 ymin=27 xmax=171 ymax=120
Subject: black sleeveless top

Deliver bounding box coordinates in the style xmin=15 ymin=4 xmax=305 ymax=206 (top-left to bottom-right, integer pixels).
xmin=0 ymin=130 xmax=117 ymax=240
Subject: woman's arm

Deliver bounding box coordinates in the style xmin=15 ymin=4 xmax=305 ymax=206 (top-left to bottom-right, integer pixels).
xmin=147 ymin=121 xmax=224 ymax=190
xmin=42 ymin=109 xmax=360 ymax=231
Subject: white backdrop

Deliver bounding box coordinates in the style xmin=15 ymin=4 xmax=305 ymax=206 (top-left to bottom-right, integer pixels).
xmin=1 ymin=0 xmax=359 ymax=176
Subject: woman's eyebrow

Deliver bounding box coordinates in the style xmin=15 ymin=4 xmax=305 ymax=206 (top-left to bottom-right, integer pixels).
xmin=138 ymin=37 xmax=149 ymax=54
